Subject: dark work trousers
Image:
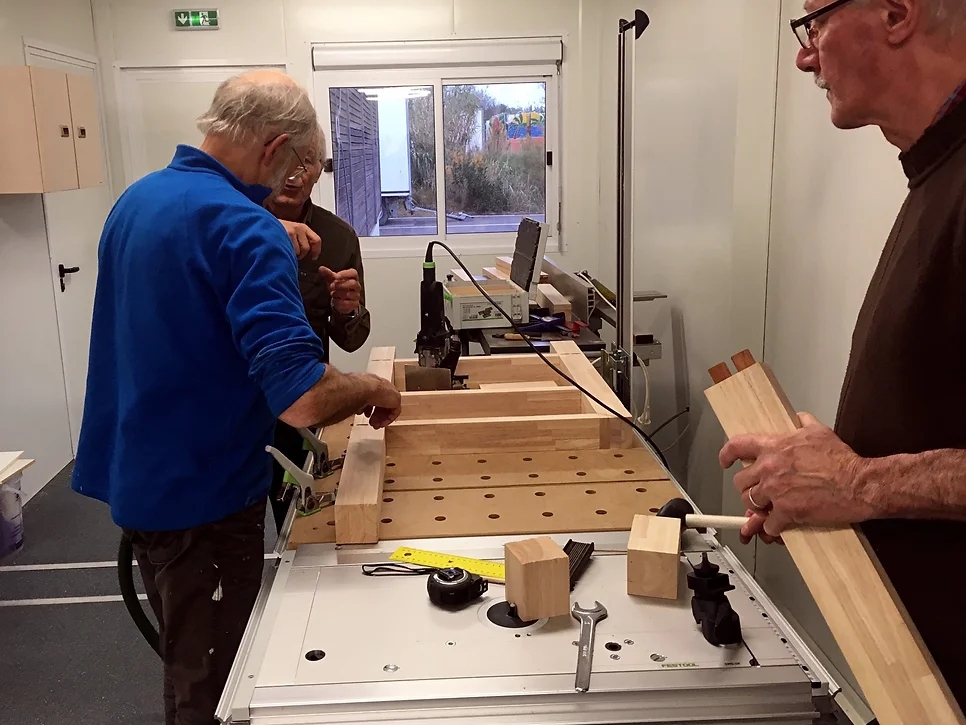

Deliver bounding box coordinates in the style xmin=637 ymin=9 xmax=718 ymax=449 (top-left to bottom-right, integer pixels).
xmin=125 ymin=500 xmax=266 ymax=725
xmin=269 ymin=421 xmax=308 ymax=533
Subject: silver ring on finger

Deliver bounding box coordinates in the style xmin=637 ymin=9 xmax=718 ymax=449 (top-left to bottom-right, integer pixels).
xmin=748 ymin=486 xmax=764 ymax=511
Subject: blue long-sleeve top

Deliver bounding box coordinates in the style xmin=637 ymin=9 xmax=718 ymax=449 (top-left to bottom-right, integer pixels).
xmin=71 ymin=145 xmax=326 ymax=531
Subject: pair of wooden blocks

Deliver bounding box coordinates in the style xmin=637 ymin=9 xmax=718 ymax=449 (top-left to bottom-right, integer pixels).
xmin=504 ymin=522 xmax=683 ymax=622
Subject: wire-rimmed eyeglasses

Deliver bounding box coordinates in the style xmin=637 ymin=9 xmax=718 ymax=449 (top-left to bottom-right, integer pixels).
xmin=790 ymin=0 xmax=856 ymax=48
xmin=263 ymin=134 xmax=312 ymax=183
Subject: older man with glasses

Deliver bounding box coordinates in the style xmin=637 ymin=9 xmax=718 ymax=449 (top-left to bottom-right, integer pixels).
xmin=71 ymin=70 xmax=401 ymax=724
xmin=265 ymin=125 xmax=371 ymax=532
xmin=717 ymin=0 xmax=966 ymax=707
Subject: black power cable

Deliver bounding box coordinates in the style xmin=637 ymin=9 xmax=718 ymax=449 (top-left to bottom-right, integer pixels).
xmin=117 ymin=534 xmax=161 ymax=658
xmin=427 ymin=241 xmax=669 ymax=469
xmin=650 ymin=406 xmax=690 ymax=438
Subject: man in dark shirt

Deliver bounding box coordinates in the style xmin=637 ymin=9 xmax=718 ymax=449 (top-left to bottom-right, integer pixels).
xmin=266 ymin=125 xmax=372 ymax=530
xmin=717 ymin=0 xmax=966 ymax=709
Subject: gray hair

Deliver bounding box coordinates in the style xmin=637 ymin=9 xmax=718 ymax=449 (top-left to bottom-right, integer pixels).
xmin=197 ymin=70 xmax=318 ymax=151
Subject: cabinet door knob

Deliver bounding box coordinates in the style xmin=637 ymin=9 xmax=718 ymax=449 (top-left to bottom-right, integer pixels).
xmin=60 ymin=126 xmax=70 ymax=137
xmin=77 ymin=126 xmax=87 ymax=139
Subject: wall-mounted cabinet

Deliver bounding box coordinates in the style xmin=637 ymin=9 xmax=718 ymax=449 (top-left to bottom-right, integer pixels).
xmin=0 ymin=66 xmax=104 ymax=194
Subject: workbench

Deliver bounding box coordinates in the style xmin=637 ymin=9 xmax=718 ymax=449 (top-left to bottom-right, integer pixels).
xmin=217 ymin=345 xmax=843 ymax=725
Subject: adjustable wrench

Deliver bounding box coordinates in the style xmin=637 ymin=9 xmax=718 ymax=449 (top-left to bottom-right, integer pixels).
xmin=571 ymin=600 xmax=608 ymax=692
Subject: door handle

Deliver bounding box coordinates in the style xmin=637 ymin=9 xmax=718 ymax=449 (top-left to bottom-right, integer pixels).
xmin=58 ymin=263 xmax=80 ymax=292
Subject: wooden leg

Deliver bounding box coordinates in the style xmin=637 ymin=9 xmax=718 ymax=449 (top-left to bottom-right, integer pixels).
xmin=704 ymin=352 xmax=965 ymax=725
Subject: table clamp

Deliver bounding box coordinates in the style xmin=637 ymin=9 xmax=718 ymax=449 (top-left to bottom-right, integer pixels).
xmin=265 ymin=427 xmax=341 ymax=517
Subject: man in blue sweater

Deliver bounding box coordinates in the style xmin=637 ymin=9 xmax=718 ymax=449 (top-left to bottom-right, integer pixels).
xmin=71 ymin=70 xmax=400 ymax=724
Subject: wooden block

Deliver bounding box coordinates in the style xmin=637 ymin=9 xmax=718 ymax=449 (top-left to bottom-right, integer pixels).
xmin=705 ymin=359 xmax=965 ymax=725
xmin=505 ymin=536 xmax=570 ymax=620
xmin=335 ymin=347 xmax=395 ymax=544
xmin=393 ymin=353 xmax=570 ymax=390
xmin=627 ymin=514 xmax=681 ymax=599
xmin=495 ymin=255 xmax=513 ymax=275
xmin=535 ymin=283 xmax=572 ymax=322
xmin=450 ymin=268 xmax=472 ymax=281
xmin=478 ymin=381 xmax=558 ymax=391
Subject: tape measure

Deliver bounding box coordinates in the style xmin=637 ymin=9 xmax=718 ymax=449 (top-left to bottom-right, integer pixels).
xmin=389 ymin=546 xmax=506 ymax=581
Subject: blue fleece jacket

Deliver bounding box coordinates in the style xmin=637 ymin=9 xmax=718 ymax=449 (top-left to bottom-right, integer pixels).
xmin=71 ymin=145 xmax=326 ymax=531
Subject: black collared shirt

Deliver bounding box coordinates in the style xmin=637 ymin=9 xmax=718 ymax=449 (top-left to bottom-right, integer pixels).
xmin=295 ymin=201 xmax=370 ymax=361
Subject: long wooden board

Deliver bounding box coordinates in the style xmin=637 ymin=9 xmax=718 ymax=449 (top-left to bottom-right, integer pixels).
xmin=704 ymin=353 xmax=965 ymax=725
xmin=397 ymin=386 xmax=582 ymax=421
xmin=334 ymin=347 xmax=395 ymax=544
xmin=385 ymin=414 xmax=608 ymax=455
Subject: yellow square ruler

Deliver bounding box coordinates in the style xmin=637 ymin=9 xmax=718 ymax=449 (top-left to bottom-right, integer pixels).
xmin=389 ymin=546 xmax=506 ymax=582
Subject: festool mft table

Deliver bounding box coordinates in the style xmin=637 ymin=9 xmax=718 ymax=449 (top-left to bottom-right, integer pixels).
xmin=217 ymin=345 xmax=844 ymax=725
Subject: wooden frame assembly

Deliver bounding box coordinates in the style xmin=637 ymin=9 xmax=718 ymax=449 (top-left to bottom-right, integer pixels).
xmin=704 ymin=350 xmax=965 ymax=725
xmin=290 ymin=342 xmax=677 ymax=548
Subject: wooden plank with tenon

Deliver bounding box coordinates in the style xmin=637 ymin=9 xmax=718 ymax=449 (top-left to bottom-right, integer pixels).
xmin=334 ymin=347 xmax=395 ymax=544
xmin=704 ymin=353 xmax=965 ymax=725
xmin=627 ymin=513 xmax=681 ymax=599
xmin=397 ymin=386 xmax=582 ymax=421
xmin=385 ymin=414 xmax=609 ymax=455
xmin=505 ymin=536 xmax=571 ymax=620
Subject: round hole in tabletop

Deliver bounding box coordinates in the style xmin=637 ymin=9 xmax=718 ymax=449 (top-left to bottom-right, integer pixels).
xmin=434 ymin=495 xmax=444 ymax=501
xmin=624 ymin=470 xmax=635 ymax=475
xmin=585 ymin=489 xmax=596 ymax=495
xmin=596 ymin=510 xmax=607 ymax=515
xmin=529 ymin=474 xmax=539 ymax=479
xmin=649 ymin=507 xmax=659 ymax=513
xmin=523 ymin=457 xmax=532 ymax=462
xmin=305 ymin=650 xmax=326 ymax=661
xmin=614 ymin=453 xmax=624 ymax=458
xmin=605 ymin=642 xmax=622 ymax=652
xmin=477 ymin=459 xmax=487 ymax=464
xmin=481 ymin=475 xmax=491 ymax=480
xmin=383 ymin=497 xmax=394 ymax=503
xmin=576 ymin=471 xmax=586 ymax=477
xmin=432 ymin=460 xmax=442 ymax=465
xmin=435 ymin=516 xmax=446 ymax=521
xmin=489 ymin=513 xmax=500 ymax=519
xmin=484 ymin=493 xmax=495 ymax=499
xmin=542 ymin=512 xmax=553 ymax=517
xmin=534 ymin=491 xmax=546 ymax=497
xmin=385 ymin=479 xmax=395 ymax=484
xmin=381 ymin=518 xmax=393 ymax=524
xmin=386 ymin=462 xmax=396 ymax=467
xmin=327 ymin=521 xmax=334 ymax=526
xmin=433 ymin=477 xmax=443 ymax=482
xmin=568 ymin=455 xmax=579 ymax=460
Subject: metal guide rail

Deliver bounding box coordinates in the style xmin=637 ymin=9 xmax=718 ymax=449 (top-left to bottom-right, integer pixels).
xmin=218 ymin=525 xmax=843 ymax=725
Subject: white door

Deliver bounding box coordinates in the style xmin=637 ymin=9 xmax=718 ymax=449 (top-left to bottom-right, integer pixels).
xmin=25 ymin=42 xmax=113 ymax=453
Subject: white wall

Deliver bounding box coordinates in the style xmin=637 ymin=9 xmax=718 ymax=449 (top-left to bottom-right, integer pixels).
xmin=594 ymin=0 xmax=776 ymax=516
xmin=754 ymin=0 xmax=910 ymax=710
xmin=0 ymin=0 xmax=100 ymax=499
xmin=91 ymin=0 xmax=605 ymax=372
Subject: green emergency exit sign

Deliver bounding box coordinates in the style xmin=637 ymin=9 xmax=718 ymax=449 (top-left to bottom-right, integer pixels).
xmin=173 ymin=9 xmax=219 ymax=30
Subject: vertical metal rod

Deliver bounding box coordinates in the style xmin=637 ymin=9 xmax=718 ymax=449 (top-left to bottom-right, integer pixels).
xmin=615 ymin=18 xmax=636 ymax=407
xmin=616 ymin=25 xmax=627 ymax=359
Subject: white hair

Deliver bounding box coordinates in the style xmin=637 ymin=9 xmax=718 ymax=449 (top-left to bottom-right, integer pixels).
xmin=197 ymin=70 xmax=318 ymax=151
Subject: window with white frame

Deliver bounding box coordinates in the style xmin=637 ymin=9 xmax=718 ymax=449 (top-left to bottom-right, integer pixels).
xmin=312 ymin=38 xmax=561 ymax=257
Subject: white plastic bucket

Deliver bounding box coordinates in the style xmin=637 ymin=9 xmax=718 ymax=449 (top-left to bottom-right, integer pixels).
xmin=0 ymin=472 xmax=24 ymax=563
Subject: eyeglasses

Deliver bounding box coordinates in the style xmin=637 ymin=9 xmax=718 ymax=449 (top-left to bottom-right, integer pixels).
xmin=263 ymin=134 xmax=313 ymax=182
xmin=790 ymin=0 xmax=855 ymax=48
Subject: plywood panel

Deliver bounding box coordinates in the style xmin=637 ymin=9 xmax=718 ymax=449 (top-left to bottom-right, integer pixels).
xmin=29 ymin=67 xmax=77 ymax=192
xmin=0 ymin=68 xmax=42 ymax=194
xmin=66 ymin=73 xmax=104 ymax=188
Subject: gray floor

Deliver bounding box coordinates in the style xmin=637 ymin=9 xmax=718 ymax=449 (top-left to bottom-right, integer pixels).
xmin=0 ymin=463 xmax=278 ymax=724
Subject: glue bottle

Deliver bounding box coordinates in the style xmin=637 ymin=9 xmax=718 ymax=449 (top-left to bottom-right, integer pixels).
xmin=0 ymin=472 xmax=25 ymax=563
